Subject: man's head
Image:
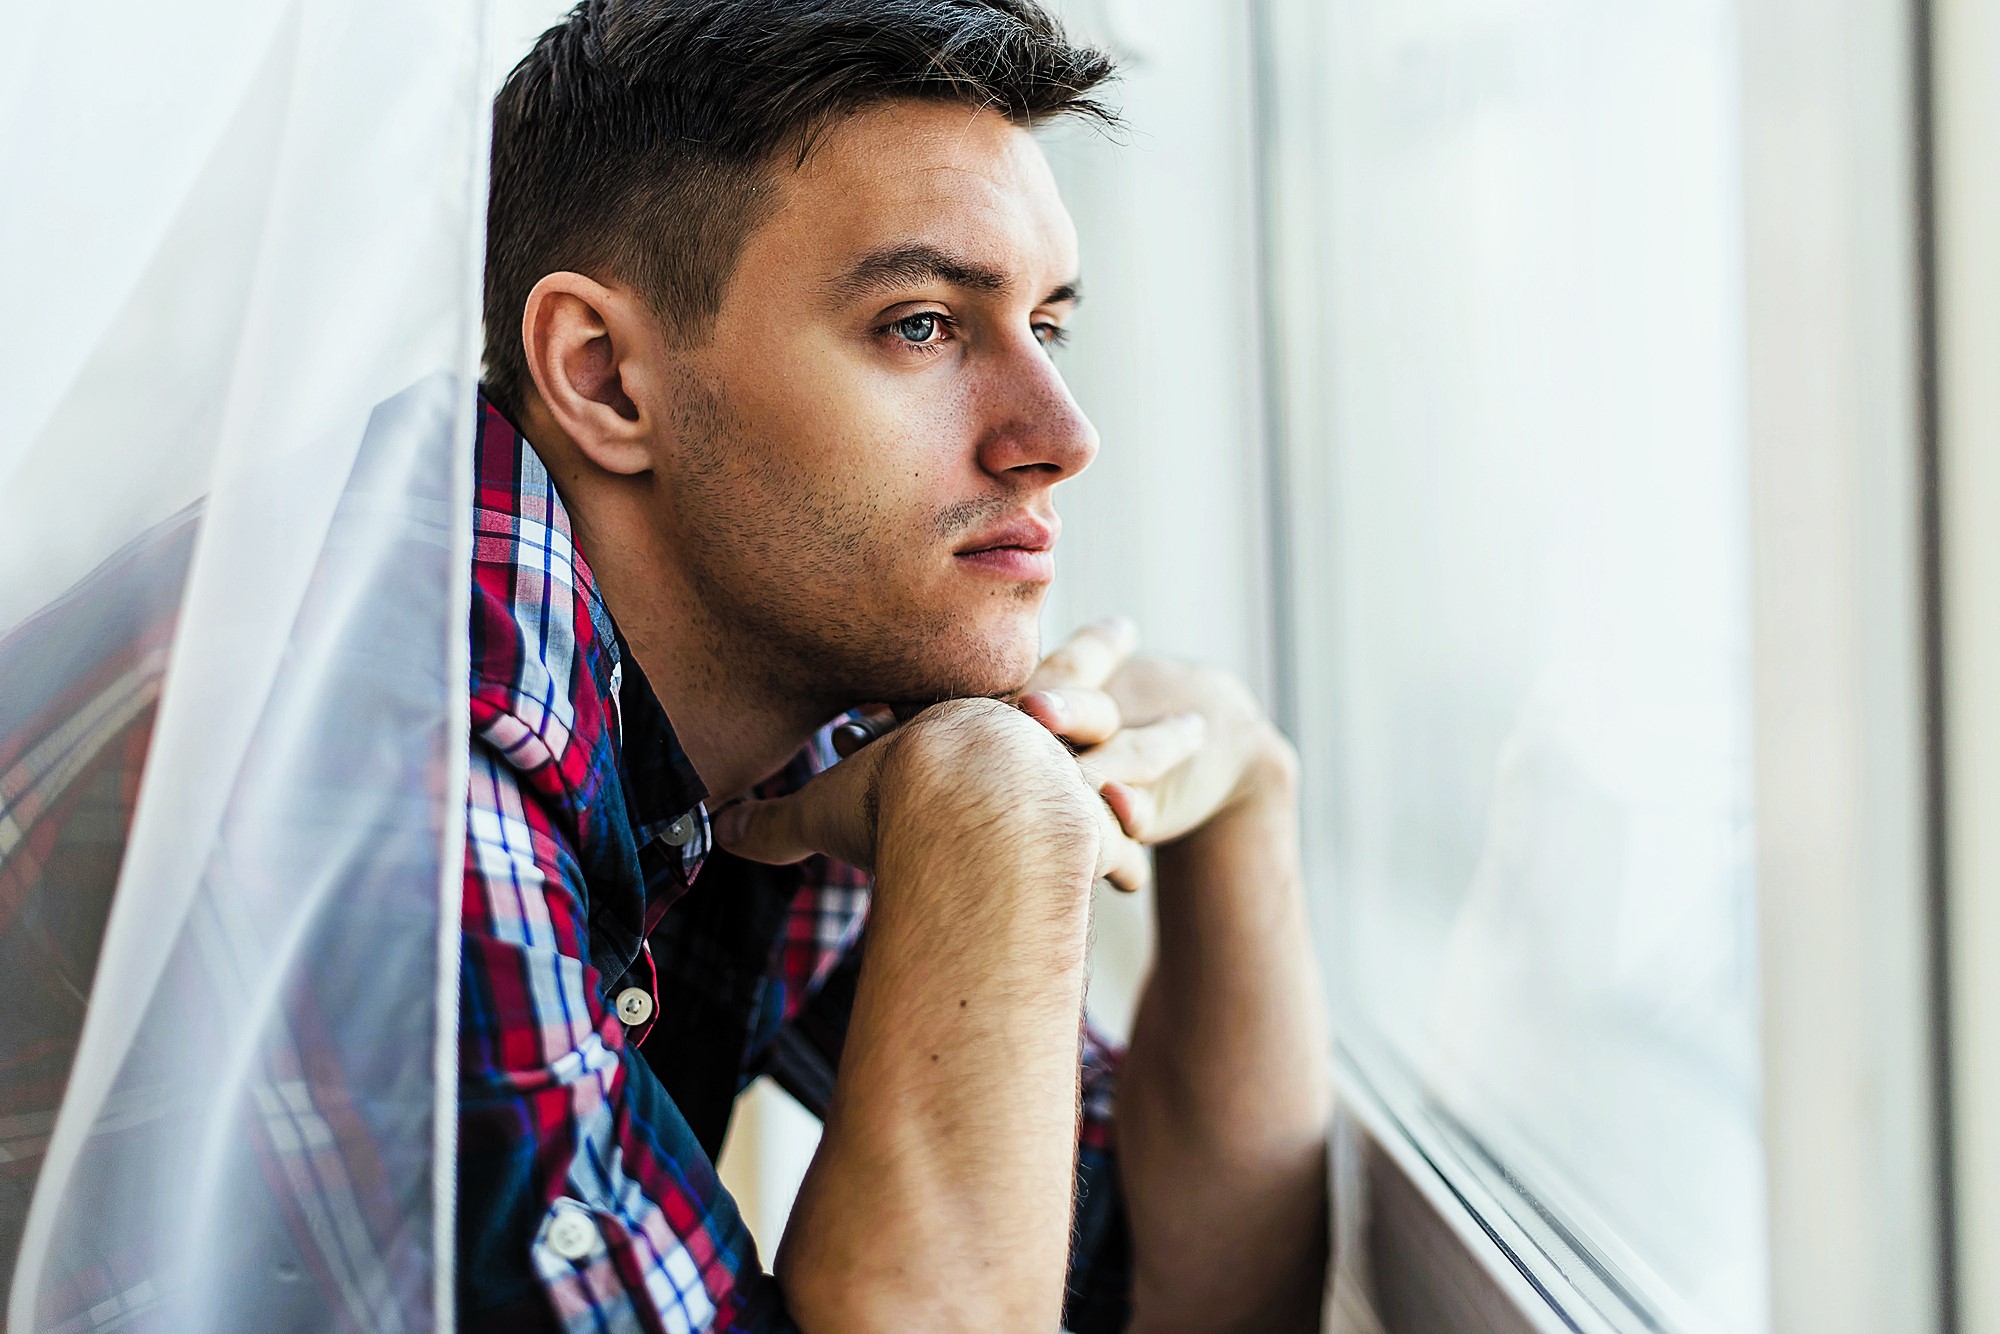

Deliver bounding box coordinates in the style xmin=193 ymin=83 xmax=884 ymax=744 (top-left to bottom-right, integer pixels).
xmin=488 ymin=0 xmax=1116 ymax=715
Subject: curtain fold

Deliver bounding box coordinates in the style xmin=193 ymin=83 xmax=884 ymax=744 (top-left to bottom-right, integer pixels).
xmin=1 ymin=0 xmax=487 ymax=1326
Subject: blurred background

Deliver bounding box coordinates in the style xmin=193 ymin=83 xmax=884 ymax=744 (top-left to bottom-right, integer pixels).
xmin=2 ymin=0 xmax=1992 ymax=1329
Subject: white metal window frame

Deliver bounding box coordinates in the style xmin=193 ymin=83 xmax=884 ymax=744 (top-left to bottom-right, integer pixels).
xmin=1935 ymin=0 xmax=2000 ymax=1327
xmin=1737 ymin=0 xmax=1944 ymax=1328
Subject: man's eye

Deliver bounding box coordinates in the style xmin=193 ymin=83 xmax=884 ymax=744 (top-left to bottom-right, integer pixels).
xmin=890 ymin=313 xmax=946 ymax=345
xmin=1034 ymin=322 xmax=1070 ymax=350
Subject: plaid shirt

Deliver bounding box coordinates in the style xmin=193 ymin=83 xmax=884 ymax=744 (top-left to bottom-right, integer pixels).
xmin=459 ymin=394 xmax=1132 ymax=1332
xmin=0 ymin=512 xmax=192 ymax=1328
xmin=2 ymin=378 xmax=457 ymax=1331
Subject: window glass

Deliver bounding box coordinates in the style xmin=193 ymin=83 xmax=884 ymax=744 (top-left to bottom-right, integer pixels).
xmin=1262 ymin=1 xmax=1767 ymax=1327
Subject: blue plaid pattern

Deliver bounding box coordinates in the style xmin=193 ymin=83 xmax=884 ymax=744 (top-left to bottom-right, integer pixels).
xmin=459 ymin=392 xmax=1132 ymax=1330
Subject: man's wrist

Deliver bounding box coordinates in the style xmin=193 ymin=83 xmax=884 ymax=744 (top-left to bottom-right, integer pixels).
xmin=1233 ymin=721 xmax=1301 ymax=808
xmin=1153 ymin=722 xmax=1303 ymax=918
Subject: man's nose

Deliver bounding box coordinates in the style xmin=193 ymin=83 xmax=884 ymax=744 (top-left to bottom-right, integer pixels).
xmin=973 ymin=344 xmax=1100 ymax=483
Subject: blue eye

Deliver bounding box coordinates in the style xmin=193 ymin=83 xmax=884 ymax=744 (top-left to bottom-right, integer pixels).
xmin=891 ymin=313 xmax=945 ymax=344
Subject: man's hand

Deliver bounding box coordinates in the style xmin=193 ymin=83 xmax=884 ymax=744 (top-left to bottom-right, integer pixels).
xmin=714 ymin=680 xmax=1204 ymax=893
xmin=1022 ymin=618 xmax=1332 ymax=1333
xmin=712 ymin=627 xmax=1328 ymax=1331
xmin=711 ymin=699 xmax=1127 ymax=1330
xmin=713 ymin=618 xmax=1273 ymax=888
xmin=1016 ymin=619 xmax=1298 ymax=849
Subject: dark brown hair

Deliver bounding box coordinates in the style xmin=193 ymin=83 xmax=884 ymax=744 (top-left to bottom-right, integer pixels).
xmin=483 ymin=0 xmax=1117 ymax=413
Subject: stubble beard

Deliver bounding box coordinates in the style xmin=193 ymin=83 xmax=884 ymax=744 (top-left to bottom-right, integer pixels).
xmin=668 ymin=375 xmax=1042 ymax=719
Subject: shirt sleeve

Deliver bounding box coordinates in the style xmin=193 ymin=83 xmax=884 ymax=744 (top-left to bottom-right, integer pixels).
xmin=1063 ymin=1021 xmax=1135 ymax=1334
xmin=458 ymin=740 xmax=796 ymax=1333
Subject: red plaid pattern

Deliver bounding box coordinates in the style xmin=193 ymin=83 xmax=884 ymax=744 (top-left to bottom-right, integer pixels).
xmin=459 ymin=393 xmax=1131 ymax=1330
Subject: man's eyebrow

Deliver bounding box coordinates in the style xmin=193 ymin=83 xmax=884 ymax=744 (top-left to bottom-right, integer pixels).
xmin=828 ymin=242 xmax=1082 ymax=306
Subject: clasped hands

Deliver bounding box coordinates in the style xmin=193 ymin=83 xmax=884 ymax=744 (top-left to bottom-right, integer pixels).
xmin=713 ymin=618 xmax=1294 ymax=893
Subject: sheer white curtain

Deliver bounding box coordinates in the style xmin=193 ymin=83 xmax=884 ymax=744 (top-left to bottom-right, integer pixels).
xmin=1 ymin=0 xmax=488 ymax=1326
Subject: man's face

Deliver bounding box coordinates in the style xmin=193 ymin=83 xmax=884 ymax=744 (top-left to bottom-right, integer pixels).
xmin=654 ymin=100 xmax=1095 ymax=710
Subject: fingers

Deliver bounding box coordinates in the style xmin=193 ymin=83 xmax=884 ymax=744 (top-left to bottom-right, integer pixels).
xmin=829 ymin=702 xmax=937 ymax=757
xmin=1092 ymin=795 xmax=1152 ymax=894
xmin=726 ymin=683 xmax=1181 ymax=892
xmin=712 ymin=793 xmax=816 ymax=866
xmin=830 ymin=707 xmax=897 ymax=758
xmin=715 ymin=737 xmax=886 ymax=870
xmin=1098 ymin=780 xmax=1156 ymax=844
xmin=1023 ymin=616 xmax=1138 ymax=694
xmin=1082 ymin=712 xmax=1207 ymax=787
xmin=1108 ymin=748 xmax=1246 ymax=848
xmin=1077 ymin=714 xmax=1213 ymax=844
xmin=1016 ymin=687 xmax=1121 ymax=748
xmin=1016 ymin=618 xmax=1138 ymax=750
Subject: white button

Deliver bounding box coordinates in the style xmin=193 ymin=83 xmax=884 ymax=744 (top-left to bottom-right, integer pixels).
xmin=662 ymin=811 xmax=698 ymax=848
xmin=546 ymin=1206 xmax=599 ymax=1261
xmin=615 ymin=987 xmax=654 ymax=1027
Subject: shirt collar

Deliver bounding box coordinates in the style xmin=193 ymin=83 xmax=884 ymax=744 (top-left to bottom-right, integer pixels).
xmin=475 ymin=389 xmax=710 ymax=869
xmin=613 ymin=635 xmax=712 ymax=872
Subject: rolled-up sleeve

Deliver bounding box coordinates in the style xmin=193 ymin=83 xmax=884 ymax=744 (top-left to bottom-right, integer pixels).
xmin=458 ymin=741 xmax=795 ymax=1332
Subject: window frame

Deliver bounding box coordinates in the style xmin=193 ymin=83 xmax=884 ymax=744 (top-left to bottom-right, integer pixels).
xmin=1934 ymin=0 xmax=2000 ymax=1324
xmin=1736 ymin=0 xmax=1947 ymax=1327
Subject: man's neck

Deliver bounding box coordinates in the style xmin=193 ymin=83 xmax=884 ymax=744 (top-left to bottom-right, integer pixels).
xmin=519 ymin=402 xmax=830 ymax=803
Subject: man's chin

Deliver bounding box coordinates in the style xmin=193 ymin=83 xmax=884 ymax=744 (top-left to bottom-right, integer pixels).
xmin=871 ymin=619 xmax=1040 ymax=706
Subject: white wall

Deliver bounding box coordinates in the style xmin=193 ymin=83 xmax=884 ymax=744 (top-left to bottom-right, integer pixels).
xmin=1037 ymin=0 xmax=1274 ymax=700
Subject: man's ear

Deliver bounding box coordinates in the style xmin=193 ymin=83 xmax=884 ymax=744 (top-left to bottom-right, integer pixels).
xmin=520 ymin=272 xmax=662 ymax=476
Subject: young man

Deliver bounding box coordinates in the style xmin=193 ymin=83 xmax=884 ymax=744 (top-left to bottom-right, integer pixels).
xmin=463 ymin=1 xmax=1332 ymax=1329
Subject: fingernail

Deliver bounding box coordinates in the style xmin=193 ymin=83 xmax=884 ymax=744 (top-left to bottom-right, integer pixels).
xmin=1032 ymin=690 xmax=1066 ymax=719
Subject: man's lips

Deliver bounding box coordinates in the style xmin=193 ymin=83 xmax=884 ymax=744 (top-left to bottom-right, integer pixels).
xmin=954 ymin=515 xmax=1058 ymax=557
xmin=953 ymin=515 xmax=1058 ymax=582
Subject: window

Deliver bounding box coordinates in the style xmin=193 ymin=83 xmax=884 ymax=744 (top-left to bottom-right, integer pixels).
xmin=1249 ymin=0 xmax=1988 ymax=1324
xmin=1258 ymin=2 xmax=1767 ymax=1327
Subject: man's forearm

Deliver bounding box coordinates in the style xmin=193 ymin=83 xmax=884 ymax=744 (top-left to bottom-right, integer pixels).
xmin=1118 ymin=740 xmax=1334 ymax=1331
xmin=772 ymin=704 xmax=1103 ymax=1331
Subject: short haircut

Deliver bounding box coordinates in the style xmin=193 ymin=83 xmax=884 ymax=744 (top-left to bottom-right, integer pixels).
xmin=483 ymin=0 xmax=1118 ymax=413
